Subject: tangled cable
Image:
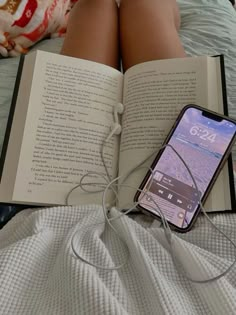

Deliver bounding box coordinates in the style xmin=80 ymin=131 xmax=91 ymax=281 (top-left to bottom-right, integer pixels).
xmin=67 ymin=104 xmax=236 ymax=283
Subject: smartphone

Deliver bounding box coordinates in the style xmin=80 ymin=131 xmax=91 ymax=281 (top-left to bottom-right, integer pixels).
xmin=134 ymin=104 xmax=236 ymax=232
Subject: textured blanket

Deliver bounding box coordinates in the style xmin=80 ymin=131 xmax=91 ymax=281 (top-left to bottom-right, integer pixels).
xmin=1 ymin=206 xmax=236 ymax=314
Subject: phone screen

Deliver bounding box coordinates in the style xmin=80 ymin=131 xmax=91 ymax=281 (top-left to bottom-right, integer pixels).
xmin=137 ymin=106 xmax=236 ymax=230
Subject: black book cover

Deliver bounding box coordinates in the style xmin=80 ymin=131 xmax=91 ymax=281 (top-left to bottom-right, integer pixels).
xmin=215 ymin=54 xmax=236 ymax=211
xmin=0 ymin=55 xmax=25 ymax=182
xmin=0 ymin=55 xmax=26 ymax=207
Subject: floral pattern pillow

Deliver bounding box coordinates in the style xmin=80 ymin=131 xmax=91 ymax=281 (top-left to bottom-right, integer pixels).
xmin=0 ymin=0 xmax=77 ymax=57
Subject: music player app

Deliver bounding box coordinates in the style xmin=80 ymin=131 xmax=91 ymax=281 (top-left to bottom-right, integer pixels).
xmin=138 ymin=107 xmax=236 ymax=228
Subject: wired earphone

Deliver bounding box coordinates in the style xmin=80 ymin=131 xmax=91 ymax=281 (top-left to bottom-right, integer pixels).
xmin=67 ymin=102 xmax=236 ymax=283
xmin=111 ymin=102 xmax=124 ymax=136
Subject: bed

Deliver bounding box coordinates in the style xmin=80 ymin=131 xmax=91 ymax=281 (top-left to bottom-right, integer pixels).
xmin=1 ymin=0 xmax=236 ymax=314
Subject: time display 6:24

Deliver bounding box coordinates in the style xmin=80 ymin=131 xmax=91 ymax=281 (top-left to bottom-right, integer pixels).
xmin=189 ymin=125 xmax=216 ymax=143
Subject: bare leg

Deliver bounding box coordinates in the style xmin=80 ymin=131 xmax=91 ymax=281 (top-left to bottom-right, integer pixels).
xmin=61 ymin=0 xmax=119 ymax=69
xmin=120 ymin=0 xmax=186 ymax=71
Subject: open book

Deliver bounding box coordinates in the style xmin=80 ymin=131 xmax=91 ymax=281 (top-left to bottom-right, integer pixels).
xmin=0 ymin=51 xmax=235 ymax=211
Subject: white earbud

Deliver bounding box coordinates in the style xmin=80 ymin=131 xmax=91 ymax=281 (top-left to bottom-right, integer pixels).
xmin=111 ymin=103 xmax=124 ymax=135
xmin=116 ymin=103 xmax=124 ymax=114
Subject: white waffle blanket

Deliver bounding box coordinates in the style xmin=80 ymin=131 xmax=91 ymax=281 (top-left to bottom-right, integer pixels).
xmin=1 ymin=206 xmax=236 ymax=314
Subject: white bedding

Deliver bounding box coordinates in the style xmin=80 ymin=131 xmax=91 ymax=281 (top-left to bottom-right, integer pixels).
xmin=1 ymin=0 xmax=236 ymax=314
xmin=1 ymin=206 xmax=236 ymax=314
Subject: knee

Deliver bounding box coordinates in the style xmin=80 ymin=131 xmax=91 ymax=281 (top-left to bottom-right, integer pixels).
xmin=120 ymin=0 xmax=181 ymax=30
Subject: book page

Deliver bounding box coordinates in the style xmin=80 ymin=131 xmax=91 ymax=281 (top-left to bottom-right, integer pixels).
xmin=118 ymin=56 xmax=226 ymax=210
xmin=12 ymin=51 xmax=123 ymax=205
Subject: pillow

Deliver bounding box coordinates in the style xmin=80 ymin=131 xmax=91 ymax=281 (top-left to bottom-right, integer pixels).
xmin=0 ymin=0 xmax=77 ymax=57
